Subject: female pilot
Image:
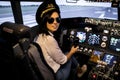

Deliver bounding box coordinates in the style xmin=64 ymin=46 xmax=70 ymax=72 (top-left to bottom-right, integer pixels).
xmin=35 ymin=0 xmax=87 ymax=80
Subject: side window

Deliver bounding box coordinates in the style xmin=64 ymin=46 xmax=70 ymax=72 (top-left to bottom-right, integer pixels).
xmin=0 ymin=1 xmax=14 ymax=24
xmin=20 ymin=2 xmax=42 ymax=27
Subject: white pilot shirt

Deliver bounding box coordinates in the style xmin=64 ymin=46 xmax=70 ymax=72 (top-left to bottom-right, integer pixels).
xmin=35 ymin=32 xmax=67 ymax=73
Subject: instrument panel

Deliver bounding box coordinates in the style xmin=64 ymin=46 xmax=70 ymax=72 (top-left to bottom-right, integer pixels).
xmin=61 ymin=17 xmax=120 ymax=55
xmin=67 ymin=28 xmax=120 ymax=54
xmin=60 ymin=17 xmax=120 ymax=80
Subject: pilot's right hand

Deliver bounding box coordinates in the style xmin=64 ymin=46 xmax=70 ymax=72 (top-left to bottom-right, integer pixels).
xmin=70 ymin=45 xmax=79 ymax=54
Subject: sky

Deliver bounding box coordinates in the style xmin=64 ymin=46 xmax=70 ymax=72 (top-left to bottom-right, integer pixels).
xmin=0 ymin=1 xmax=111 ymax=7
xmin=0 ymin=1 xmax=42 ymax=6
xmin=0 ymin=1 xmax=64 ymax=6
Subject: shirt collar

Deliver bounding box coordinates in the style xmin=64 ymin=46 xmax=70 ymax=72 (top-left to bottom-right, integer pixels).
xmin=48 ymin=31 xmax=54 ymax=37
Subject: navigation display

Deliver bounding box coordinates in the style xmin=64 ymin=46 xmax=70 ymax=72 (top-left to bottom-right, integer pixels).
xmin=102 ymin=53 xmax=117 ymax=66
xmin=109 ymin=37 xmax=120 ymax=52
xmin=87 ymin=33 xmax=100 ymax=45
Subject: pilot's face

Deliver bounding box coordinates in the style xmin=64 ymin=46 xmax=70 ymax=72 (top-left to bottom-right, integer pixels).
xmin=46 ymin=12 xmax=60 ymax=32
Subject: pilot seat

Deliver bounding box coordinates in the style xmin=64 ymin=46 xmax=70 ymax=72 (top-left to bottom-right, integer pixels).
xmin=0 ymin=22 xmax=55 ymax=80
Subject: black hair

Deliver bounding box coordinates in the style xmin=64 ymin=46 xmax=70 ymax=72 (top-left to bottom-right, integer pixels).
xmin=38 ymin=9 xmax=61 ymax=35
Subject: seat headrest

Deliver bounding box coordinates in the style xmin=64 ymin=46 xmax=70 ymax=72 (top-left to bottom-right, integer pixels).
xmin=0 ymin=22 xmax=31 ymax=44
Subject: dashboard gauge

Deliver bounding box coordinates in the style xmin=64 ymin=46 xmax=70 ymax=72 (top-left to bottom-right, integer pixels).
xmin=101 ymin=42 xmax=106 ymax=48
xmin=102 ymin=36 xmax=108 ymax=42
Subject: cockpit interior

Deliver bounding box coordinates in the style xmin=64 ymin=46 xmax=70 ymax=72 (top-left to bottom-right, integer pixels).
xmin=60 ymin=17 xmax=120 ymax=80
xmin=0 ymin=0 xmax=120 ymax=80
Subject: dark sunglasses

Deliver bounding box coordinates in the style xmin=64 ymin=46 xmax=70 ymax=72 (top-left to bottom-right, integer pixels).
xmin=47 ymin=17 xmax=61 ymax=24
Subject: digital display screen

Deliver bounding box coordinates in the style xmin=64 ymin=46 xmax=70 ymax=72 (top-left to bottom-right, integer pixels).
xmin=94 ymin=50 xmax=102 ymax=55
xmin=90 ymin=50 xmax=103 ymax=63
xmin=102 ymin=54 xmax=117 ymax=66
xmin=76 ymin=31 xmax=86 ymax=43
xmin=88 ymin=33 xmax=100 ymax=45
xmin=109 ymin=37 xmax=120 ymax=52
